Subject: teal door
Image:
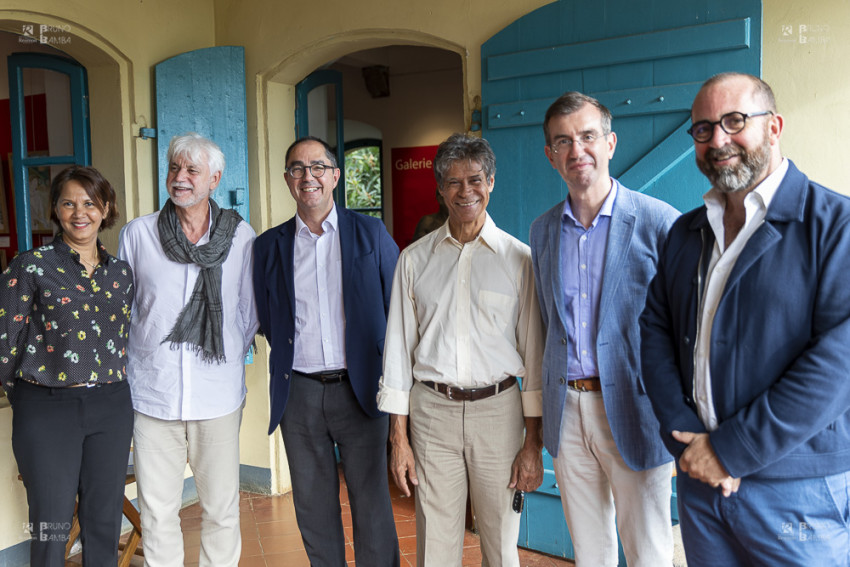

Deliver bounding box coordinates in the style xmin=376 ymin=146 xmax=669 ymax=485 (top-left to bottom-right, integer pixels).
xmin=154 ymin=46 xmax=250 ymax=221
xmin=482 ymin=0 xmax=762 ymax=242
xmin=295 ymin=69 xmax=346 ymax=204
xmin=481 ymin=0 xmax=762 ymax=561
xmin=7 ymin=52 xmax=91 ymax=252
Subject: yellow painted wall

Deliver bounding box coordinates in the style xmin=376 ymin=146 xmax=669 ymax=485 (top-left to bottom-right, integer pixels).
xmin=763 ymin=3 xmax=849 ymax=192
xmin=1 ymin=0 xmax=850 ymax=556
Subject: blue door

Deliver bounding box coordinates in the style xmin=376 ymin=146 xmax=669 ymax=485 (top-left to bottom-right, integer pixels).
xmin=295 ymin=69 xmax=346 ymax=205
xmin=481 ymin=0 xmax=762 ymax=561
xmin=7 ymin=52 xmax=91 ymax=252
xmin=482 ymin=0 xmax=762 ymax=242
xmin=154 ymin=46 xmax=250 ymax=221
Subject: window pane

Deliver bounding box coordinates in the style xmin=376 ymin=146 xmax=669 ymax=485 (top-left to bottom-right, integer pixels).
xmin=22 ymin=68 xmax=73 ymax=158
xmin=345 ymin=146 xmax=382 ymax=218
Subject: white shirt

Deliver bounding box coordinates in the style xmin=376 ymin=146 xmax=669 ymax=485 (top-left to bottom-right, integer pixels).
xmin=378 ymin=214 xmax=544 ymax=416
xmin=293 ymin=205 xmax=346 ymax=372
xmin=118 ymin=208 xmax=259 ymax=421
xmin=694 ymin=158 xmax=788 ymax=430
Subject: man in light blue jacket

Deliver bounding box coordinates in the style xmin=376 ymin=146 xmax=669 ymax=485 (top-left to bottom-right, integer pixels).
xmin=530 ymin=92 xmax=678 ymax=567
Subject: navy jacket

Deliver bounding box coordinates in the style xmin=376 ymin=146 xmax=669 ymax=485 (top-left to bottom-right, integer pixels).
xmin=640 ymin=160 xmax=850 ymax=479
xmin=531 ymin=183 xmax=678 ymax=470
xmin=253 ymin=207 xmax=399 ymax=435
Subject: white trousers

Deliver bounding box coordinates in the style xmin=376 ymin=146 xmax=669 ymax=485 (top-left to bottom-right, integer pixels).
xmin=552 ymin=389 xmax=673 ymax=567
xmin=410 ymin=381 xmax=525 ymax=567
xmin=134 ymin=407 xmax=243 ymax=567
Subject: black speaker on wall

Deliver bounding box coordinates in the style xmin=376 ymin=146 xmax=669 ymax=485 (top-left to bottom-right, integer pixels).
xmin=362 ymin=65 xmax=390 ymax=98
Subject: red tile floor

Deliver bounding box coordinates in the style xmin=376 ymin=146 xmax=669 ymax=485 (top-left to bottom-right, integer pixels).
xmin=68 ymin=468 xmax=574 ymax=566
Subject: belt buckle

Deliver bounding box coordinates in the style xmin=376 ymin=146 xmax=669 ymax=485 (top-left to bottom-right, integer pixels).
xmin=445 ymin=385 xmax=454 ymax=400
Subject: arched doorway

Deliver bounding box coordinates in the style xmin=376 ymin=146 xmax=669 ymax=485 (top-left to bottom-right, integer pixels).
xmin=0 ymin=14 xmax=134 ymax=254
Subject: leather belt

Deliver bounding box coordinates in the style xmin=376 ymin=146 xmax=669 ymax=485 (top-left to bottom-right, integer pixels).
xmin=294 ymin=369 xmax=349 ymax=384
xmin=420 ymin=376 xmax=517 ymax=401
xmin=567 ymin=377 xmax=601 ymax=392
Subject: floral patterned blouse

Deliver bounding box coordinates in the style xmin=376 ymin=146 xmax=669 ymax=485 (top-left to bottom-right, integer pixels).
xmin=0 ymin=237 xmax=133 ymax=397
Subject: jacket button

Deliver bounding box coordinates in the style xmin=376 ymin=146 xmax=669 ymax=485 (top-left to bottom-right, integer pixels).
xmin=284 ymin=373 xmax=290 ymax=380
xmin=560 ymin=377 xmax=566 ymax=385
xmin=288 ymin=338 xmax=293 ymax=344
xmin=683 ymin=336 xmax=690 ymax=345
xmin=561 ymin=338 xmax=567 ymax=345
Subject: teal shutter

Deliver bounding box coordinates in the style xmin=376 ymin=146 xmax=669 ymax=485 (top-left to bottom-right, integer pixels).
xmin=155 ymin=46 xmax=250 ymax=221
xmin=481 ymin=0 xmax=762 ymax=561
xmin=482 ymin=0 xmax=762 ymax=242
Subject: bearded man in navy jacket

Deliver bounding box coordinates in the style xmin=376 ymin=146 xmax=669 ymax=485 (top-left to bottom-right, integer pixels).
xmin=641 ymin=72 xmax=850 ymax=566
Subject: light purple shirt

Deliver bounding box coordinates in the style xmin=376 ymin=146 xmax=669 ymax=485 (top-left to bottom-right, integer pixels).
xmin=560 ymin=179 xmax=618 ymax=380
xmin=293 ymin=205 xmax=347 ymax=372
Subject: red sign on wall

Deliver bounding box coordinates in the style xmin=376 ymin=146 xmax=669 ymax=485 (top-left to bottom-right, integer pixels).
xmin=391 ymin=145 xmax=439 ymax=250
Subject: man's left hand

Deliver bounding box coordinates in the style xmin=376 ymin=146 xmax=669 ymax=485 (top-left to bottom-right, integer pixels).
xmin=509 ymin=417 xmax=544 ymax=492
xmin=673 ymin=430 xmax=740 ymax=497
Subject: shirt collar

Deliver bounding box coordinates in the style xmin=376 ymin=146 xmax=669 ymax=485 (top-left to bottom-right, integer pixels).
xmin=52 ymin=235 xmax=115 ymax=266
xmin=295 ymin=204 xmax=338 ymax=237
xmin=562 ymin=178 xmax=618 ymax=228
xmin=433 ymin=213 xmax=499 ymax=254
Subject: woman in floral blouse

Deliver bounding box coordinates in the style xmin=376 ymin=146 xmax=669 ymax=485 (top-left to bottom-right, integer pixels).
xmin=1 ymin=166 xmax=134 ymax=566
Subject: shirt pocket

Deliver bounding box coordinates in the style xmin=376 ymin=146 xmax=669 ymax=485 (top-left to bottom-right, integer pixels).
xmin=477 ymin=289 xmax=515 ymax=336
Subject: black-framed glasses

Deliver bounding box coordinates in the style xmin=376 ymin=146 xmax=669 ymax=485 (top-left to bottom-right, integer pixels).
xmin=549 ymin=132 xmax=609 ymax=153
xmin=687 ymin=111 xmax=774 ymax=143
xmin=286 ymin=163 xmax=335 ymax=178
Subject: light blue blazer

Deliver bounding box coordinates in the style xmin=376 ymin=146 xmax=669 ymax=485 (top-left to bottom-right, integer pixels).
xmin=530 ymin=183 xmax=678 ymax=471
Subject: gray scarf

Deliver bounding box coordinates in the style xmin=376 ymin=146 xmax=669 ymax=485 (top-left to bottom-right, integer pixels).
xmin=157 ymin=198 xmax=242 ymax=363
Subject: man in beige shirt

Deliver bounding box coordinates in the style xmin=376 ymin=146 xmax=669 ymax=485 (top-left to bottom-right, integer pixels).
xmin=378 ymin=133 xmax=544 ymax=567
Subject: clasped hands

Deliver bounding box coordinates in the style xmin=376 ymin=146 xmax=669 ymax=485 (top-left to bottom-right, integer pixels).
xmin=673 ymin=430 xmax=741 ymax=497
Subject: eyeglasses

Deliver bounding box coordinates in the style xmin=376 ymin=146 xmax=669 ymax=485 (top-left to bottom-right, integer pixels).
xmin=286 ymin=163 xmax=335 ymax=179
xmin=687 ymin=111 xmax=774 ymax=143
xmin=549 ymin=132 xmax=608 ymax=153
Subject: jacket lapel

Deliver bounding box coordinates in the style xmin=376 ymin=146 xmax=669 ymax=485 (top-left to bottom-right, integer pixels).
xmin=722 ymin=161 xmax=805 ymax=295
xmin=598 ymin=188 xmax=635 ymax=331
xmin=545 ymin=205 xmax=570 ymax=329
xmin=276 ymin=220 xmax=296 ymax=314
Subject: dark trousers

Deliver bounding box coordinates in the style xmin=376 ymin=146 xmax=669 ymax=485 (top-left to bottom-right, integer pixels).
xmin=281 ymin=373 xmax=400 ymax=566
xmin=11 ymin=380 xmax=134 ymax=567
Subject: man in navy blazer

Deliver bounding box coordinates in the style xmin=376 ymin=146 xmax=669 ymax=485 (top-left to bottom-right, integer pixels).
xmin=253 ymin=137 xmax=400 ymax=566
xmin=530 ymin=92 xmax=678 ymax=566
xmin=641 ymin=73 xmax=850 ymax=566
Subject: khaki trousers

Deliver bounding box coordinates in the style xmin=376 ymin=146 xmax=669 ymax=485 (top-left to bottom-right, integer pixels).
xmin=410 ymin=380 xmax=524 ymax=567
xmin=552 ymin=390 xmax=673 ymax=567
xmin=134 ymin=407 xmax=243 ymax=567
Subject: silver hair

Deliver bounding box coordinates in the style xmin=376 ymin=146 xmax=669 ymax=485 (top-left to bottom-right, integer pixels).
xmin=167 ymin=132 xmax=226 ymax=176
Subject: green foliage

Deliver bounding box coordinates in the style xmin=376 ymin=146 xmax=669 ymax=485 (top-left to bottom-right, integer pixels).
xmin=345 ymin=146 xmax=382 ymax=216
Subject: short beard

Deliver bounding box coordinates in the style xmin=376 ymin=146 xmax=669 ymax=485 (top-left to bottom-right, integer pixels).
xmin=697 ymin=136 xmax=771 ymax=194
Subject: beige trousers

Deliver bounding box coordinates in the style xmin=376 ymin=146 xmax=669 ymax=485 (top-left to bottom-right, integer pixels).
xmin=552 ymin=390 xmax=673 ymax=567
xmin=134 ymin=407 xmax=243 ymax=567
xmin=410 ymin=380 xmax=525 ymax=567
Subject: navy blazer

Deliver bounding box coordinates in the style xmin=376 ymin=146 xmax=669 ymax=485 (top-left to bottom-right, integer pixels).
xmin=530 ymin=183 xmax=678 ymax=471
xmin=641 ymin=161 xmax=850 ymax=479
xmin=253 ymin=207 xmax=399 ymax=435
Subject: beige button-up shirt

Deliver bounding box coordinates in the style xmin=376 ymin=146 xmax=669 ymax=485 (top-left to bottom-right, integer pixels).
xmin=378 ymin=214 xmax=543 ymax=416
